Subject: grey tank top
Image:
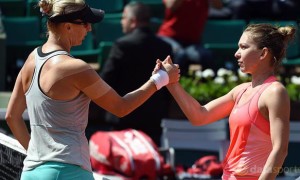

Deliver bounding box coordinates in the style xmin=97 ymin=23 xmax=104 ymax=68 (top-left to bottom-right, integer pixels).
xmin=23 ymin=47 xmax=92 ymax=172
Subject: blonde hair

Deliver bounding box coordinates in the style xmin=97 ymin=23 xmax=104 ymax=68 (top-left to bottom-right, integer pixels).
xmin=39 ymin=0 xmax=85 ymax=18
xmin=38 ymin=0 xmax=85 ymax=34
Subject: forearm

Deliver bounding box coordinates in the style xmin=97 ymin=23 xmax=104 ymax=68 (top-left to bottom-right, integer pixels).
xmin=5 ymin=71 xmax=30 ymax=150
xmin=119 ymin=68 xmax=174 ymax=116
xmin=117 ymin=79 xmax=157 ymax=117
xmin=167 ymin=83 xmax=205 ymax=125
xmin=259 ymin=149 xmax=287 ymax=180
xmin=96 ymin=58 xmax=179 ymax=117
xmin=6 ymin=117 xmax=30 ymax=150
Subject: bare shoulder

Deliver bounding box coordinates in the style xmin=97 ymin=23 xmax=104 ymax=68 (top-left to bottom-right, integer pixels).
xmin=261 ymin=81 xmax=290 ymax=106
xmin=23 ymin=50 xmax=36 ymax=69
xmin=22 ymin=50 xmax=37 ymax=77
xmin=63 ymin=57 xmax=91 ymax=70
xmin=264 ymin=81 xmax=288 ymax=97
xmin=58 ymin=56 xmax=94 ymax=76
xmin=59 ymin=57 xmax=101 ymax=85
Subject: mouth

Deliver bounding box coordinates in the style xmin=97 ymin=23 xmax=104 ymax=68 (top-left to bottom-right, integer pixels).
xmin=237 ymin=60 xmax=243 ymax=66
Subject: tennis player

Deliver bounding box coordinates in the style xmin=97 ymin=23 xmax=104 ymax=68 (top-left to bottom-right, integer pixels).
xmin=5 ymin=0 xmax=180 ymax=179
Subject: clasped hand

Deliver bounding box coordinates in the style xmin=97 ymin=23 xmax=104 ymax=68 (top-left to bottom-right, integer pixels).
xmin=153 ymin=55 xmax=180 ymax=84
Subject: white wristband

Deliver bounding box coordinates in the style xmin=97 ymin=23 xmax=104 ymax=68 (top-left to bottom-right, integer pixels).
xmin=151 ymin=70 xmax=169 ymax=90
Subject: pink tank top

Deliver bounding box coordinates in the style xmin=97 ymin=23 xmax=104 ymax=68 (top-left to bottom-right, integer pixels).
xmin=222 ymin=76 xmax=277 ymax=179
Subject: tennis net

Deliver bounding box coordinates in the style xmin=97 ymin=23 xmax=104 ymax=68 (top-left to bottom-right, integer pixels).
xmin=0 ymin=132 xmax=26 ymax=180
xmin=0 ymin=132 xmax=122 ymax=180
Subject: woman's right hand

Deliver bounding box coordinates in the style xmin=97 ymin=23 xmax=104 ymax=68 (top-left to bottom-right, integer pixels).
xmin=161 ymin=56 xmax=180 ymax=84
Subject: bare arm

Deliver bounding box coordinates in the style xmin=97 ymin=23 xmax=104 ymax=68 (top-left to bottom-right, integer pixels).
xmin=80 ymin=56 xmax=180 ymax=117
xmin=166 ymin=82 xmax=235 ymax=125
xmin=94 ymin=79 xmax=157 ymax=117
xmin=5 ymin=70 xmax=30 ymax=150
xmin=259 ymin=83 xmax=290 ymax=180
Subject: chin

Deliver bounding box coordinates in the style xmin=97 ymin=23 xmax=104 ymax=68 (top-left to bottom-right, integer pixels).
xmin=239 ymin=67 xmax=248 ymax=74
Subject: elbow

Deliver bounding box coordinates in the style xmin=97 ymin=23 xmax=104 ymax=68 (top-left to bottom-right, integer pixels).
xmin=280 ymin=142 xmax=289 ymax=158
xmin=187 ymin=111 xmax=209 ymax=126
xmin=281 ymin=147 xmax=288 ymax=160
xmin=189 ymin=118 xmax=201 ymax=126
xmin=278 ymin=148 xmax=288 ymax=165
xmin=114 ymin=108 xmax=130 ymax=118
xmin=283 ymin=151 xmax=288 ymax=161
xmin=5 ymin=113 xmax=13 ymax=125
xmin=190 ymin=120 xmax=206 ymax=126
xmin=273 ymin=144 xmax=288 ymax=162
xmin=115 ymin=113 xmax=126 ymax=118
xmin=108 ymin=100 xmax=131 ymax=117
xmin=188 ymin=115 xmax=206 ymax=126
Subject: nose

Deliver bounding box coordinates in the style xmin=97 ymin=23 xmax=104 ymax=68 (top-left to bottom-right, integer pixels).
xmin=234 ymin=49 xmax=240 ymax=60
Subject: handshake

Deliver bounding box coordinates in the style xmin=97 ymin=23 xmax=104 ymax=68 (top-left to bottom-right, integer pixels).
xmin=151 ymin=55 xmax=180 ymax=90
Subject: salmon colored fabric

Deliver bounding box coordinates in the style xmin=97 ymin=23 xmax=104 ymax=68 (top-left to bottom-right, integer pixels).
xmin=222 ymin=76 xmax=277 ymax=179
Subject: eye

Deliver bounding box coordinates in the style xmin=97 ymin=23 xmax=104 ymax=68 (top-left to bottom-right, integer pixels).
xmin=240 ymin=45 xmax=247 ymax=50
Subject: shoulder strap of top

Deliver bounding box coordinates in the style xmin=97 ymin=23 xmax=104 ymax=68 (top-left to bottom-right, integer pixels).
xmin=235 ymin=83 xmax=251 ymax=105
xmin=34 ymin=46 xmax=71 ymax=71
xmin=256 ymin=75 xmax=278 ymax=95
xmin=235 ymin=76 xmax=277 ymax=104
xmin=36 ymin=46 xmax=71 ymax=60
xmin=26 ymin=47 xmax=71 ymax=94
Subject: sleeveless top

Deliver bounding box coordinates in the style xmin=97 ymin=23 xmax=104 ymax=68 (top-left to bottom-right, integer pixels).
xmin=24 ymin=47 xmax=92 ymax=172
xmin=222 ymin=76 xmax=277 ymax=179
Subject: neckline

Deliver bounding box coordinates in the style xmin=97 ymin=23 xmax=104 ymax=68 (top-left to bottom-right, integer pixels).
xmin=251 ymin=75 xmax=277 ymax=87
xmin=37 ymin=46 xmax=67 ymax=57
xmin=235 ymin=75 xmax=277 ymax=108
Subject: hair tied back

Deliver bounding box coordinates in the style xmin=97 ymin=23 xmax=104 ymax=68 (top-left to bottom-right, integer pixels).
xmin=39 ymin=0 xmax=52 ymax=16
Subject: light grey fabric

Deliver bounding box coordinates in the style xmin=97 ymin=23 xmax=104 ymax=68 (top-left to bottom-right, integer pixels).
xmin=24 ymin=48 xmax=92 ymax=172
